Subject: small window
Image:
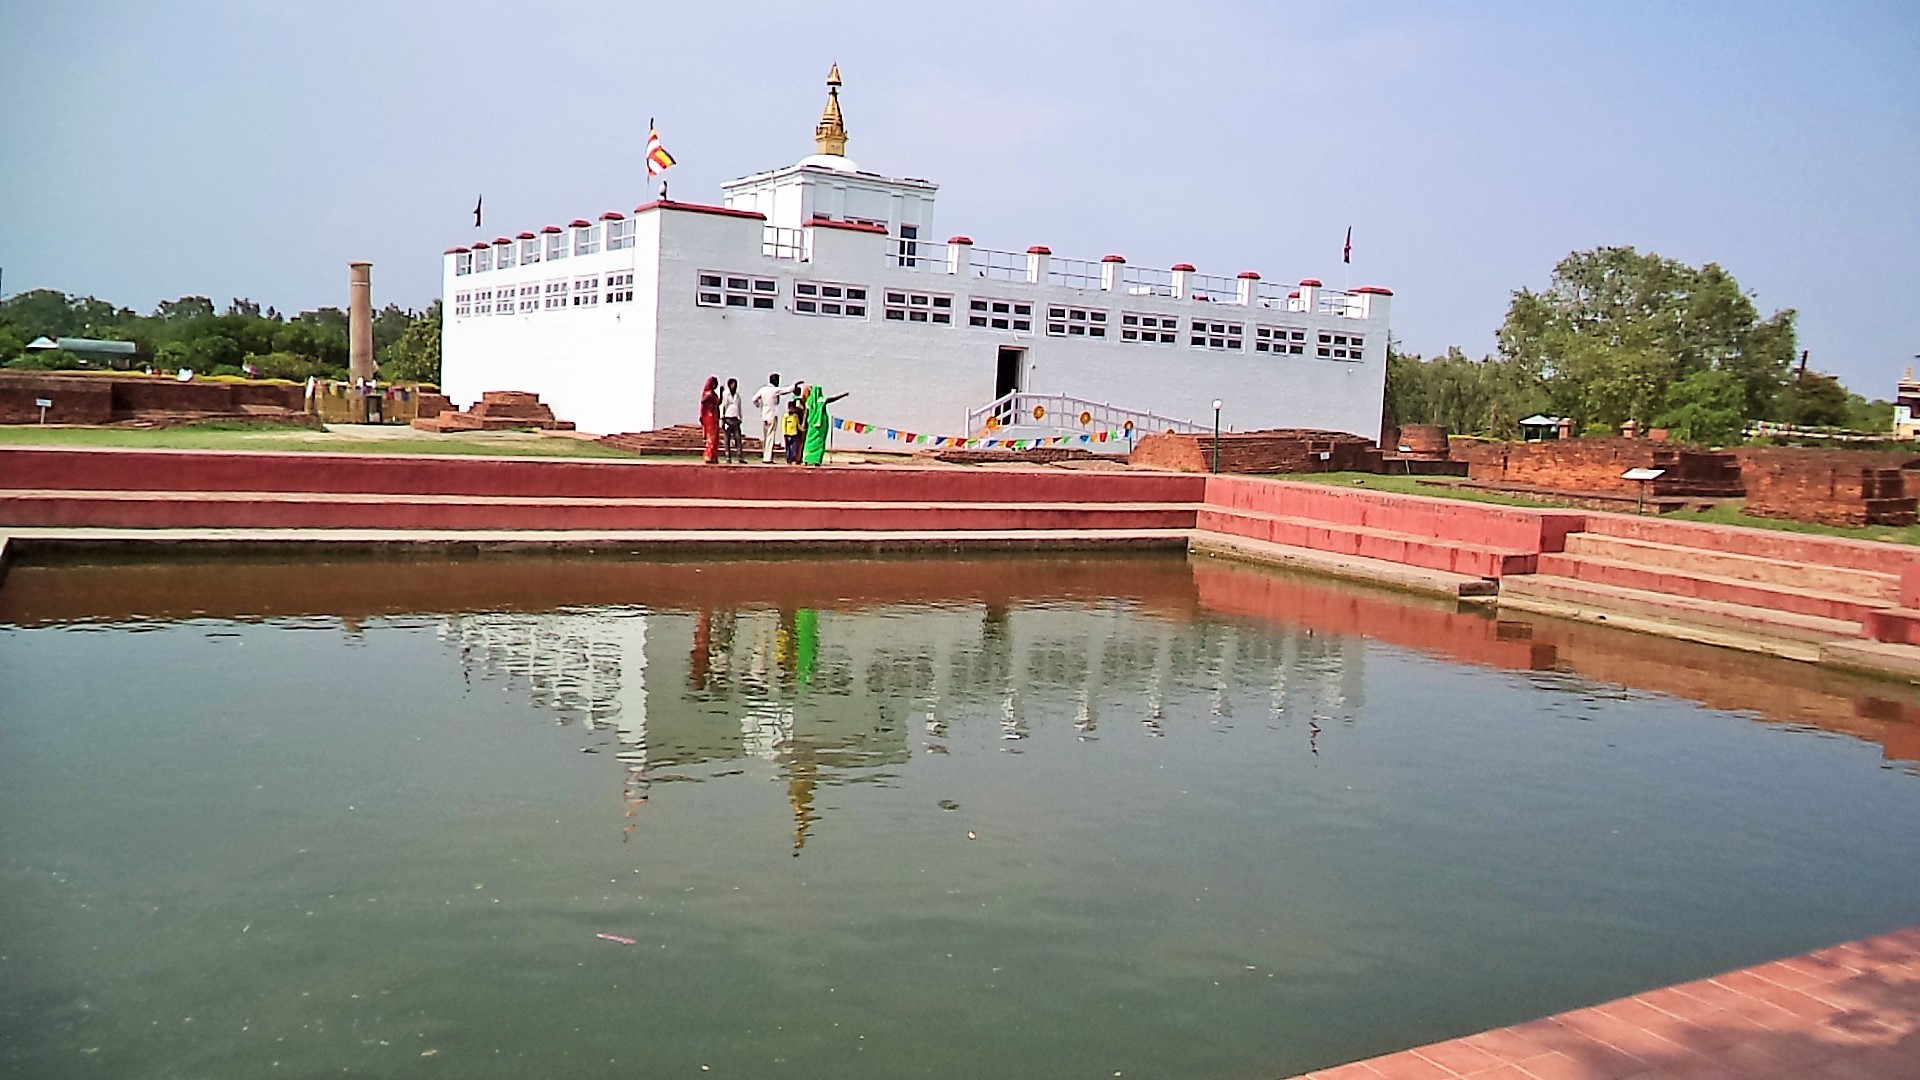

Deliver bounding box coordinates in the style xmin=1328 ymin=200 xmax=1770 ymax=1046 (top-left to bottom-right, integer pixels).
xmin=495 ymin=244 xmax=515 ymax=270
xmin=884 ymin=289 xmax=952 ymax=324
xmin=1316 ymin=331 xmax=1365 ymax=361
xmin=966 ymin=297 xmax=1033 ymax=332
xmin=697 ymin=271 xmax=775 ymax=309
xmin=606 ymin=219 xmax=635 ymax=251
xmin=1046 ymin=306 xmax=1107 ymax=339
xmin=1255 ymin=326 xmax=1308 ymax=355
xmin=474 ymin=247 xmax=492 ymax=273
xmin=544 ymin=280 xmax=570 ymax=310
xmin=519 ymin=283 xmax=540 ymax=313
xmin=454 ymin=252 xmax=473 ymax=276
xmin=1120 ymin=312 xmax=1179 ymax=344
xmin=474 ymin=288 xmax=491 ymax=315
xmin=1190 ymin=319 xmax=1244 ymax=351
xmin=605 ymin=271 xmax=634 ymax=304
xmin=794 ymin=282 xmax=868 ymax=318
xmin=574 ymin=225 xmax=599 ymax=257
xmin=521 ymin=237 xmax=541 ymax=265
xmin=546 ymin=233 xmax=567 ymax=261
xmin=453 ymin=290 xmax=472 ymax=318
xmin=573 ymin=276 xmax=600 ymax=306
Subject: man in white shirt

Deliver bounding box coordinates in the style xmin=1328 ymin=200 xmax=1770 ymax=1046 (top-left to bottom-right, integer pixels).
xmin=720 ymin=378 xmax=745 ymax=463
xmin=750 ymin=374 xmax=790 ymax=463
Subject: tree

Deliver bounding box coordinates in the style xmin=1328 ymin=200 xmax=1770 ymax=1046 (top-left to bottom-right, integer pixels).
xmin=1497 ymin=247 xmax=1796 ymax=430
xmin=1385 ymin=344 xmax=1548 ymax=439
xmin=1654 ymin=369 xmax=1746 ymax=444
xmin=380 ymin=301 xmax=440 ymax=384
xmin=1782 ymin=370 xmax=1851 ymax=427
xmin=155 ymin=296 xmax=216 ymax=322
xmin=243 ymin=351 xmax=329 ymax=381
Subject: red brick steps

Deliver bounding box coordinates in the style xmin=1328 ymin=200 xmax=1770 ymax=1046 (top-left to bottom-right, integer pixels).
xmin=1861 ymin=607 xmax=1920 ymax=646
xmin=1500 ymin=573 xmax=1865 ymax=647
xmin=1561 ymin=532 xmax=1901 ymax=601
xmin=1534 ymin=552 xmax=1894 ymax=625
xmin=0 ymin=491 xmax=1197 ymax=533
xmin=1580 ymin=512 xmax=1919 ymax=578
xmin=1198 ymin=506 xmax=1534 ymax=578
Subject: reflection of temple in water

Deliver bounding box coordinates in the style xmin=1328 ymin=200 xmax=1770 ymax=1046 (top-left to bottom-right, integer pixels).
xmin=438 ymin=599 xmax=1366 ymax=849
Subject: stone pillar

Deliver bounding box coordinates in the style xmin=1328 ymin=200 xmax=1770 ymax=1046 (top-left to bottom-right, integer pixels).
xmin=946 ymin=235 xmax=973 ymax=276
xmin=1296 ymin=278 xmax=1322 ymax=314
xmin=1236 ymin=271 xmax=1260 ymax=306
xmin=1171 ymin=263 xmax=1195 ymax=300
xmin=1100 ymin=255 xmax=1125 ymax=292
xmin=348 ymin=261 xmax=375 ymax=382
xmin=1026 ymin=245 xmax=1051 ymax=285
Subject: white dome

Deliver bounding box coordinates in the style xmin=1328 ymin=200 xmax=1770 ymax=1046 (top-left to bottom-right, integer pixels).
xmin=796 ymin=153 xmax=862 ymax=173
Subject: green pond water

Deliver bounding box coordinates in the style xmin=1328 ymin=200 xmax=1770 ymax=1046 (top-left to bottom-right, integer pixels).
xmin=1 ymin=552 xmax=1917 ymax=1080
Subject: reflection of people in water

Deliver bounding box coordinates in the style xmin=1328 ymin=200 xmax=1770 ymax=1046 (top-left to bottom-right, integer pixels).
xmin=689 ymin=608 xmax=712 ymax=689
xmin=794 ymin=608 xmax=818 ymax=684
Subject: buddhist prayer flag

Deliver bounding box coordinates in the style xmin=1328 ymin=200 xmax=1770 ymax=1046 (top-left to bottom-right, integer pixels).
xmin=473 ymin=195 xmax=483 ymax=229
xmin=1342 ymin=226 xmax=1352 ymax=265
xmin=646 ymin=127 xmax=677 ymax=178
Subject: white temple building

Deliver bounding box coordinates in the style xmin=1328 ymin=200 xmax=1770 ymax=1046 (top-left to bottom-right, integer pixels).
xmin=440 ymin=67 xmax=1392 ymax=446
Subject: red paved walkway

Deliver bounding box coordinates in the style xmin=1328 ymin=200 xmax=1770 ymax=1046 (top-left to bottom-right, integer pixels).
xmin=1285 ymin=927 xmax=1920 ymax=1079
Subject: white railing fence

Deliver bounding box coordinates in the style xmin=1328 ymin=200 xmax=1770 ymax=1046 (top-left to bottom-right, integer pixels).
xmin=1045 ymin=256 xmax=1103 ymax=291
xmin=1121 ymin=266 xmax=1175 ymax=297
xmin=763 ymin=226 xmax=809 ymax=262
xmin=964 ymin=391 xmax=1210 ymax=440
xmin=967 ymin=246 xmax=1029 ymax=282
xmin=1188 ymin=272 xmax=1241 ymax=303
xmin=889 ymin=236 xmax=948 ymax=270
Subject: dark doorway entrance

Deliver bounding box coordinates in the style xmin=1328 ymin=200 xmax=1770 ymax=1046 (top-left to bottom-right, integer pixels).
xmin=995 ymin=346 xmax=1024 ymax=399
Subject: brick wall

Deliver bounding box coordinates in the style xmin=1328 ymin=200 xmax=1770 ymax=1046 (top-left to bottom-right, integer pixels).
xmin=1733 ymin=447 xmax=1920 ymax=527
xmin=0 ymin=377 xmax=114 ymax=424
xmin=1130 ymin=429 xmax=1382 ymax=474
xmin=1464 ymin=439 xmax=1742 ymax=497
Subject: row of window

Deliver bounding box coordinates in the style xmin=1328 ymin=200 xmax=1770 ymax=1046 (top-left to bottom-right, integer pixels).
xmin=453 ymin=220 xmax=637 ymax=275
xmin=688 ymin=270 xmax=1366 ymax=356
xmin=451 ymin=269 xmax=1365 ymax=359
xmin=451 ymin=273 xmax=634 ymax=316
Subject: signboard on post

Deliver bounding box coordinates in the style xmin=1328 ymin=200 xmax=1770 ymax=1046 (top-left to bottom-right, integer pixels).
xmin=34 ymin=397 xmax=51 ymax=424
xmin=1621 ymin=467 xmax=1666 ymax=514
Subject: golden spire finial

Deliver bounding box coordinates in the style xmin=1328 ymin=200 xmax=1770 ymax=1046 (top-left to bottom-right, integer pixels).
xmin=814 ymin=63 xmax=848 ymax=156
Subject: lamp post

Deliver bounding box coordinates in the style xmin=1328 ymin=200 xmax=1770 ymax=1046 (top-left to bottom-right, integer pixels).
xmin=1211 ymin=399 xmax=1223 ymax=474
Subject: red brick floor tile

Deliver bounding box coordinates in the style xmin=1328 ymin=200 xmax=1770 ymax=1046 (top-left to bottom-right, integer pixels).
xmin=1750 ymin=958 xmax=1829 ymax=990
xmin=1743 ymin=980 xmax=1848 ymax=1021
xmin=1635 ymin=987 xmax=1719 ymax=1022
xmin=1459 ymin=1027 xmax=1552 ymax=1064
xmin=1461 ymin=1067 xmax=1535 ymax=1080
xmin=1305 ymin=1065 xmax=1383 ymax=1080
xmin=1410 ymin=1039 xmax=1505 ymax=1076
xmin=1362 ymin=1049 xmax=1455 ymax=1079
xmin=1593 ymin=998 xmax=1679 ymax=1029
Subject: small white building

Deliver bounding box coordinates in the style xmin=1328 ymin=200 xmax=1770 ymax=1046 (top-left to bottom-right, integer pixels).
xmin=440 ymin=68 xmax=1393 ymax=446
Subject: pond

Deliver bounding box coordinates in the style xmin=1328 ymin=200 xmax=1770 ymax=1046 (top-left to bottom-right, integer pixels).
xmin=2 ymin=551 xmax=1917 ymax=1079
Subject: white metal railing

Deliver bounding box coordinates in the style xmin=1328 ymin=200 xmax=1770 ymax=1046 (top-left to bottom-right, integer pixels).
xmin=1045 ymin=256 xmax=1103 ymax=291
xmin=889 ymin=236 xmax=948 ymax=270
xmin=967 ymin=246 xmax=1028 ymax=282
xmin=1316 ymin=291 xmax=1359 ymax=317
xmin=964 ymin=391 xmax=1209 ymax=439
xmin=763 ymin=225 xmax=809 ymax=262
xmin=1120 ymin=265 xmax=1175 ymax=297
xmin=1188 ymin=272 xmax=1241 ymax=303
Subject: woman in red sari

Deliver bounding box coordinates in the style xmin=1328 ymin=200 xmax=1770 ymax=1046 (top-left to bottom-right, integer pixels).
xmin=698 ymin=376 xmax=721 ymax=464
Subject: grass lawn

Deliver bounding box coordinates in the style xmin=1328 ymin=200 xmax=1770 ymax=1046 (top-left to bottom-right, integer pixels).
xmin=0 ymin=423 xmax=645 ymax=459
xmin=1287 ymin=471 xmax=1920 ymax=547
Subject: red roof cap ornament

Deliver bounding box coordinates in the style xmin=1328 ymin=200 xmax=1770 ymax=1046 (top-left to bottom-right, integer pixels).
xmin=947 ymin=235 xmax=973 ymax=245
xmin=541 ymin=225 xmax=562 ymax=233
xmin=1026 ymin=245 xmax=1052 ymax=255
xmin=600 ymin=211 xmax=624 ymax=221
xmin=493 ymin=237 xmax=511 ymax=245
xmin=1353 ymin=285 xmax=1394 ymax=296
xmin=1101 ymin=254 xmax=1126 ymax=263
xmin=1298 ymin=278 xmax=1323 ymax=287
xmin=471 ymin=240 xmax=489 ymax=248
xmin=1171 ymin=263 xmax=1197 ymax=272
xmin=1237 ymin=271 xmax=1261 ymax=280
xmin=1288 ymin=290 xmax=1301 ymax=299
xmin=569 ymin=218 xmax=592 ymax=228
xmin=445 ymin=247 xmax=469 ymax=255
xmin=517 ymin=231 xmax=536 ymax=239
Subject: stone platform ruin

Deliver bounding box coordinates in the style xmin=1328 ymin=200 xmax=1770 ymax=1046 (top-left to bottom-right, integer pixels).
xmin=1127 ymin=428 xmax=1383 ymax=474
xmin=411 ymin=390 xmax=575 ymax=433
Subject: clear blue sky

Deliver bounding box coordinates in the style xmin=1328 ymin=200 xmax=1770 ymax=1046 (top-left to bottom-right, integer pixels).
xmin=1 ymin=0 xmax=1914 ymax=395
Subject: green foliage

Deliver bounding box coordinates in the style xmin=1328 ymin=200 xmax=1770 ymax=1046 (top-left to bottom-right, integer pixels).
xmin=0 ymin=289 xmax=432 ymax=381
xmin=1848 ymin=395 xmax=1895 ymax=434
xmin=379 ymin=301 xmax=441 ymax=384
xmin=243 ymin=351 xmax=331 ymax=381
xmin=1653 ymin=368 xmax=1746 ymax=445
xmin=1497 ymin=246 xmax=1797 ymax=429
xmin=1780 ymin=370 xmax=1851 ymax=427
xmin=6 ymin=349 xmax=86 ymax=371
xmin=1385 ymin=344 xmax=1547 ymax=438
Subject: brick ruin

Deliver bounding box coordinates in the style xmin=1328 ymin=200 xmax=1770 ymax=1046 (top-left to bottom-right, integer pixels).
xmin=1463 ymin=439 xmax=1743 ymax=498
xmin=411 ymin=390 xmax=575 ymax=433
xmin=1128 ymin=429 xmax=1382 ymax=474
xmin=1733 ymin=447 xmax=1920 ymax=527
xmin=0 ymin=371 xmax=307 ymax=426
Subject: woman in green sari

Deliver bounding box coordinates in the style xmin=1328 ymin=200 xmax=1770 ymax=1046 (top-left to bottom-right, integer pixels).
xmin=801 ymin=385 xmax=847 ymax=465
